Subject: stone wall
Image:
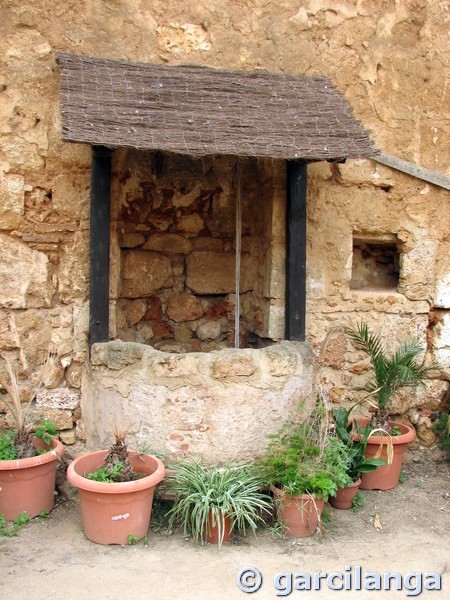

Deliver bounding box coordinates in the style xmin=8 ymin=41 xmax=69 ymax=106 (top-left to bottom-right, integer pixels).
xmin=0 ymin=1 xmax=448 ymax=451
xmin=84 ymin=340 xmax=314 ymax=463
xmin=109 ymin=150 xmax=286 ymax=352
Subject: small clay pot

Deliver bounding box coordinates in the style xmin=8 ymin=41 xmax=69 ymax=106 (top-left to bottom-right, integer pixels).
xmin=67 ymin=450 xmax=165 ymax=545
xmin=330 ymin=479 xmax=361 ymax=510
xmin=203 ymin=510 xmax=233 ymax=545
xmin=271 ymin=485 xmax=324 ymax=538
xmin=0 ymin=437 xmax=64 ymax=521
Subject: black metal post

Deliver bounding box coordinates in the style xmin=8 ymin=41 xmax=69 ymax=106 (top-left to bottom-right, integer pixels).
xmin=285 ymin=161 xmax=307 ymax=341
xmin=89 ymin=146 xmax=113 ymax=347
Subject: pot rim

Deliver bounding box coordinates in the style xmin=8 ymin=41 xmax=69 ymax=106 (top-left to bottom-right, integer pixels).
xmin=67 ymin=449 xmax=165 ymax=494
xmin=270 ymin=485 xmax=317 ymax=500
xmin=351 ymin=418 xmax=416 ymax=445
xmin=0 ymin=437 xmax=64 ymax=471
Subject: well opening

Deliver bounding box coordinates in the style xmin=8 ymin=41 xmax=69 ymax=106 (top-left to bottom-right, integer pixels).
xmin=109 ymin=149 xmax=287 ymax=352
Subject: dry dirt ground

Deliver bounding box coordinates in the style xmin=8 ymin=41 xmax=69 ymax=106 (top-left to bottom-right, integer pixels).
xmin=1 ymin=450 xmax=449 ymax=600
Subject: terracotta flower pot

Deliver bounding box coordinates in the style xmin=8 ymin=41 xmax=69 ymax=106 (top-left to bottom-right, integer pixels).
xmin=330 ymin=479 xmax=361 ymax=510
xmin=203 ymin=510 xmax=233 ymax=545
xmin=354 ymin=418 xmax=415 ymax=491
xmin=271 ymin=485 xmax=324 ymax=537
xmin=67 ymin=450 xmax=165 ymax=545
xmin=0 ymin=437 xmax=64 ymax=521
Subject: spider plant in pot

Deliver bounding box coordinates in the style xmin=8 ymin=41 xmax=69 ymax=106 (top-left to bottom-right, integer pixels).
xmin=345 ymin=321 xmax=439 ymax=490
xmin=166 ymin=459 xmax=272 ymax=549
xmin=67 ymin=426 xmax=165 ymax=545
xmin=329 ymin=407 xmax=386 ymax=509
xmin=260 ymin=403 xmax=352 ymax=537
xmin=0 ymin=353 xmax=64 ymax=521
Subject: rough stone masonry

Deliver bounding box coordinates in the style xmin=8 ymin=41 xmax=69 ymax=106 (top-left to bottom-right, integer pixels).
xmin=0 ymin=1 xmax=448 ymax=457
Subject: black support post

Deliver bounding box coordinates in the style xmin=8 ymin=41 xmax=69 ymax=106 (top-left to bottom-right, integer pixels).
xmin=89 ymin=146 xmax=113 ymax=347
xmin=286 ymin=161 xmax=307 ymax=342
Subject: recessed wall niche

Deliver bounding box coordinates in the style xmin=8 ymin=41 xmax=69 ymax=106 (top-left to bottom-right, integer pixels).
xmin=350 ymin=235 xmax=400 ymax=291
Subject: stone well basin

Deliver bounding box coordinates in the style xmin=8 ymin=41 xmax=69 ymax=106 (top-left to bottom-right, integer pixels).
xmin=83 ymin=340 xmax=314 ymax=463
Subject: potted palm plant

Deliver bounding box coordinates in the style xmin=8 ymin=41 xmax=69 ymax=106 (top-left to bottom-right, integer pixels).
xmin=67 ymin=427 xmax=165 ymax=545
xmin=0 ymin=353 xmax=64 ymax=521
xmin=260 ymin=404 xmax=352 ymax=537
xmin=345 ymin=321 xmax=438 ymax=490
xmin=166 ymin=459 xmax=272 ymax=548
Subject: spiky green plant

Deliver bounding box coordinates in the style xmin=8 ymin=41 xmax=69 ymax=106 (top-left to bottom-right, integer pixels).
xmin=347 ymin=321 xmax=438 ymax=429
xmin=167 ymin=460 xmax=272 ymax=549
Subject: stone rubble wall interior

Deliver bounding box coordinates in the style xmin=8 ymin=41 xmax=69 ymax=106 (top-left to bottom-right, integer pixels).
xmin=109 ymin=150 xmax=286 ymax=353
xmin=0 ymin=1 xmax=448 ymax=453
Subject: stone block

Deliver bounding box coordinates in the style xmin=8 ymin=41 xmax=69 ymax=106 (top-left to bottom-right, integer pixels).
xmin=144 ymin=233 xmax=192 ymax=254
xmin=36 ymin=387 xmax=81 ymax=410
xmin=6 ymin=407 xmax=73 ymax=430
xmin=119 ymin=233 xmax=146 ymax=248
xmin=58 ymin=232 xmax=90 ymax=303
xmin=388 ymin=380 xmax=449 ymax=414
xmin=212 ymin=352 xmax=256 ymax=378
xmin=59 ymin=428 xmax=76 ymax=445
xmin=263 ymin=347 xmax=297 ymax=377
xmin=76 ymin=418 xmax=86 ymax=441
xmin=186 ymin=251 xmax=254 ymax=294
xmin=434 ymin=274 xmax=450 ymax=309
xmin=66 ymin=362 xmax=83 ymax=388
xmin=136 ymin=322 xmax=155 ymax=343
xmin=0 ymin=234 xmax=53 ymax=308
xmin=125 ymin=299 xmax=147 ymax=326
xmin=0 ymin=312 xmax=18 ymax=349
xmin=167 ymin=293 xmax=203 ymax=322
xmin=121 ymin=251 xmax=173 ymax=297
xmin=90 ymin=340 xmax=146 ymax=370
xmin=144 ymin=297 xmax=163 ymax=321
xmin=196 ymin=321 xmax=221 ymax=341
xmin=192 ymin=237 xmax=224 ymax=252
xmin=0 ymin=173 xmax=24 ymax=229
xmin=43 ymin=363 xmax=66 ymax=389
xmin=177 ymin=214 xmax=204 ymax=234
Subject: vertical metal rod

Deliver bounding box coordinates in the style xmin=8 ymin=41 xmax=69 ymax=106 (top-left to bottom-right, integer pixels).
xmin=285 ymin=161 xmax=307 ymax=341
xmin=89 ymin=146 xmax=113 ymax=347
xmin=234 ymin=159 xmax=242 ymax=349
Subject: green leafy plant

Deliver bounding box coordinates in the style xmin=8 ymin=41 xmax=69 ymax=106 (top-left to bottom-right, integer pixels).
xmin=86 ymin=462 xmax=124 ymax=482
xmin=35 ymin=422 xmax=58 ymax=446
xmin=0 ymin=349 xmax=66 ymax=459
xmin=432 ymin=408 xmax=450 ymax=451
xmin=351 ymin=491 xmax=365 ymax=513
xmin=167 ymin=460 xmax=272 ymax=549
xmin=0 ymin=429 xmax=17 ymax=460
xmin=127 ymin=534 xmax=138 ymax=545
xmin=346 ymin=321 xmax=438 ymax=431
xmin=83 ymin=427 xmax=144 ymax=483
xmin=332 ymin=406 xmax=386 ymax=481
xmin=0 ymin=512 xmax=31 ymax=537
xmin=260 ymin=402 xmax=353 ymax=501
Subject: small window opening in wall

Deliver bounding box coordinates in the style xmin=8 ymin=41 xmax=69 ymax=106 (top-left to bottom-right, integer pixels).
xmin=351 ymin=236 xmax=400 ymax=291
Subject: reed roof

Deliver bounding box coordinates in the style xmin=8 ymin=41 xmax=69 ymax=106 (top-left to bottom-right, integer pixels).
xmin=57 ymin=52 xmax=377 ymax=161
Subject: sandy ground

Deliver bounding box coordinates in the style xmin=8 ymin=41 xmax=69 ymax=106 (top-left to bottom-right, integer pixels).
xmin=1 ymin=451 xmax=449 ymax=600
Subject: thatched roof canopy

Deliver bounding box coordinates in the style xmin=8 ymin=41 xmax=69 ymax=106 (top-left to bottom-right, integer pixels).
xmin=57 ymin=52 xmax=377 ymax=162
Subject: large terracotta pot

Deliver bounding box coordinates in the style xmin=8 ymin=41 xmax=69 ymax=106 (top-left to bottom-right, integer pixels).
xmin=354 ymin=418 xmax=415 ymax=491
xmin=67 ymin=450 xmax=165 ymax=545
xmin=0 ymin=437 xmax=64 ymax=521
xmin=330 ymin=479 xmax=361 ymax=510
xmin=271 ymin=485 xmax=324 ymax=537
xmin=203 ymin=510 xmax=233 ymax=545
